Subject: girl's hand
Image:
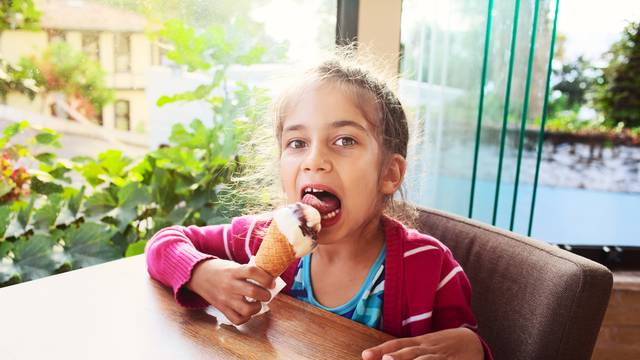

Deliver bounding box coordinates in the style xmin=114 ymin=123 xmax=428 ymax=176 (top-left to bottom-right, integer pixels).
xmin=362 ymin=328 xmax=484 ymax=360
xmin=187 ymin=258 xmax=275 ymax=325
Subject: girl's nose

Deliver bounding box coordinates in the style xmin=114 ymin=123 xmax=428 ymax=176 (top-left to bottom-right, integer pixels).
xmin=302 ymin=146 xmax=332 ymax=173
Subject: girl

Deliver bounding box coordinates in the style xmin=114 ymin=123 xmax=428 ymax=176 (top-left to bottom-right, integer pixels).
xmin=146 ymin=58 xmax=491 ymax=360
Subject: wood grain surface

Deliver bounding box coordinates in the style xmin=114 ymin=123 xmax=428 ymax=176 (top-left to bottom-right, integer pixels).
xmin=0 ymin=255 xmax=393 ymax=359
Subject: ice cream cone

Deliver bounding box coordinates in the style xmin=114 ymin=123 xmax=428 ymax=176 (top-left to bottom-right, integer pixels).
xmin=254 ymin=203 xmax=321 ymax=277
xmin=255 ymin=221 xmax=296 ymax=277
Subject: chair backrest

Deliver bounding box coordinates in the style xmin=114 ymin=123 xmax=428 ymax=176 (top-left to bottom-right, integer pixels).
xmin=413 ymin=206 xmax=612 ymax=360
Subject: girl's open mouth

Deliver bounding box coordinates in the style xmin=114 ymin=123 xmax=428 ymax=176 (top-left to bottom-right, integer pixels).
xmin=300 ymin=186 xmax=342 ymax=227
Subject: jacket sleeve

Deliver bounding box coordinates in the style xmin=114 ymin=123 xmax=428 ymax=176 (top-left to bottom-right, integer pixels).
xmin=145 ymin=216 xmax=259 ymax=308
xmin=431 ymin=252 xmax=493 ymax=360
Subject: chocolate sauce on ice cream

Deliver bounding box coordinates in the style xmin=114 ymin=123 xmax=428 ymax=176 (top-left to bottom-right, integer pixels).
xmin=292 ymin=203 xmax=319 ymax=240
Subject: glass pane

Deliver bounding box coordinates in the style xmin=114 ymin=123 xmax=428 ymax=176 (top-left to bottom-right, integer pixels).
xmin=400 ymin=0 xmax=490 ymax=217
xmin=400 ymin=0 xmax=557 ymax=234
xmin=114 ymin=33 xmax=131 ymax=73
xmin=115 ymin=100 xmax=129 ymax=115
xmin=82 ymin=32 xmax=100 ymax=62
xmin=530 ymin=0 xmax=640 ymax=246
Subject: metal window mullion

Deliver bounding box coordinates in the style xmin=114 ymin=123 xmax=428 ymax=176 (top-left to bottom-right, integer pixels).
xmin=492 ymin=0 xmax=522 ymax=226
xmin=468 ymin=0 xmax=495 ymax=218
xmin=336 ymin=0 xmax=359 ymax=46
xmin=510 ymin=0 xmax=541 ymax=231
xmin=528 ymin=0 xmax=561 ymax=236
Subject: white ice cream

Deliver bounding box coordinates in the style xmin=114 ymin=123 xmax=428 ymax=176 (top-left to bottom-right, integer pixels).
xmin=272 ymin=203 xmax=321 ymax=257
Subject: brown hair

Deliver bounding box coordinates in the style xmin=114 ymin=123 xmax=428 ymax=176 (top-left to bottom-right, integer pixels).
xmin=273 ymin=53 xmax=416 ymax=226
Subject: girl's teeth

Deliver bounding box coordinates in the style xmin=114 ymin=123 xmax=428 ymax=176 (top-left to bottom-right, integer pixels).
xmin=321 ymin=208 xmax=341 ymax=220
xmin=304 ymin=187 xmax=323 ymax=193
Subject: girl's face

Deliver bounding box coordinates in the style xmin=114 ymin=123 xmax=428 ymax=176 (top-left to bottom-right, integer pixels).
xmin=279 ymin=83 xmax=387 ymax=243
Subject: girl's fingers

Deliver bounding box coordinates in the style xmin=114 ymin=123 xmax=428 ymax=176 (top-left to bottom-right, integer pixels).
xmin=383 ymin=346 xmax=434 ymax=360
xmin=362 ymin=338 xmax=420 ymax=360
xmin=230 ymin=297 xmax=263 ymax=318
xmin=239 ymin=265 xmax=276 ymax=289
xmin=215 ymin=303 xmax=246 ymax=326
xmin=235 ymin=279 xmax=272 ymax=302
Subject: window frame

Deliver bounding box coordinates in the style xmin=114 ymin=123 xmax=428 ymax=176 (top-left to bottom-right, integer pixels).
xmin=114 ymin=99 xmax=131 ymax=131
xmin=114 ymin=32 xmax=132 ymax=73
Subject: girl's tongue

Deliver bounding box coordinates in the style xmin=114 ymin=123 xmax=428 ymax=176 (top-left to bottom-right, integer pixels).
xmin=301 ymin=192 xmax=340 ymax=214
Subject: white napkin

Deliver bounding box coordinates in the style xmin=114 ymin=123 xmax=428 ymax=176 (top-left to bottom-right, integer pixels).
xmin=205 ymin=257 xmax=287 ymax=326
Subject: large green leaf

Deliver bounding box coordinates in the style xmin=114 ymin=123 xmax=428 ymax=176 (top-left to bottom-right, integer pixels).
xmin=47 ymin=161 xmax=73 ymax=182
xmin=77 ymin=150 xmax=132 ymax=186
xmin=30 ymin=176 xmax=64 ymax=195
xmin=77 ymin=160 xmax=105 ymax=186
xmin=84 ymin=189 xmax=118 ymax=216
xmin=54 ymin=186 xmax=85 ymax=227
xmin=34 ymin=129 xmax=60 ymax=147
xmin=118 ymin=182 xmax=151 ymax=208
xmin=0 ymin=205 xmax=11 ymax=237
xmin=1 ymin=120 xmax=28 ymax=143
xmin=63 ymin=222 xmax=119 ymax=269
xmin=35 ymin=152 xmax=57 ymax=165
xmin=166 ymin=206 xmax=190 ymax=224
xmin=12 ymin=235 xmax=61 ymax=282
xmin=110 ymin=227 xmax=137 ymax=254
xmin=104 ymin=206 xmax=136 ymax=233
xmin=156 ymin=83 xmax=216 ymax=107
xmin=98 ymin=150 xmax=131 ymax=177
xmin=4 ymin=198 xmax=35 ymax=238
xmin=2 ymin=120 xmax=28 ymax=137
xmin=150 ymin=168 xmax=180 ymax=210
xmin=100 ymin=182 xmax=150 ymax=232
xmin=32 ymin=194 xmax=63 ymax=230
xmin=125 ymin=240 xmax=147 ymax=257
xmin=0 ymin=262 xmax=20 ymax=286
xmin=0 ymin=241 xmax=12 ymax=258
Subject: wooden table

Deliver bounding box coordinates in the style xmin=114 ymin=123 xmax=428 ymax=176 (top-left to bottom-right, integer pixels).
xmin=0 ymin=256 xmax=393 ymax=359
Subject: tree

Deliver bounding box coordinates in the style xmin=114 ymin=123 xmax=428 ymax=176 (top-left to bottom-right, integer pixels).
xmin=95 ymin=0 xmax=288 ymax=62
xmin=0 ymin=0 xmax=41 ymax=32
xmin=595 ymin=21 xmax=640 ymax=128
xmin=0 ymin=0 xmax=42 ymax=102
xmin=550 ymin=56 xmax=596 ymax=114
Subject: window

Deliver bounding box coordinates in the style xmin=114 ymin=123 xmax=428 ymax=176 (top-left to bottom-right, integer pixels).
xmin=399 ymin=0 xmax=553 ymax=234
xmin=95 ymin=110 xmax=104 ymax=126
xmin=47 ymin=29 xmax=65 ymax=43
xmin=81 ymin=32 xmax=100 ymax=62
xmin=114 ymin=100 xmax=130 ymax=131
xmin=114 ymin=33 xmax=131 ymax=73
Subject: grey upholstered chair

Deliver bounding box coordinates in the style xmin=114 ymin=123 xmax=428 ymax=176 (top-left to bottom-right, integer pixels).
xmin=414 ymin=206 xmax=612 ymax=360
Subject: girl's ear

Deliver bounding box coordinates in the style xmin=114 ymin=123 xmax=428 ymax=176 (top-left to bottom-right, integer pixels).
xmin=381 ymin=154 xmax=406 ymax=195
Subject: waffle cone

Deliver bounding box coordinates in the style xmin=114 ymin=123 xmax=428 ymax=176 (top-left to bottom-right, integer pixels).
xmin=255 ymin=221 xmax=296 ymax=277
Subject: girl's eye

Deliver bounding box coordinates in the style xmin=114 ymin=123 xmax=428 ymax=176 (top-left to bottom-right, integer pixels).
xmin=287 ymin=139 xmax=307 ymax=149
xmin=334 ymin=137 xmax=357 ymax=147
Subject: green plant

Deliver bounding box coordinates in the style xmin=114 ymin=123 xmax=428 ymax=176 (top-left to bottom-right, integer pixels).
xmin=0 ymin=19 xmax=272 ymax=286
xmin=19 ymin=42 xmax=114 ymax=120
xmin=0 ymin=58 xmax=41 ymax=101
xmin=0 ymin=0 xmax=41 ymax=32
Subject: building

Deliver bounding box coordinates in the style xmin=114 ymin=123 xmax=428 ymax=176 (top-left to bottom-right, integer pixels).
xmin=0 ymin=0 xmax=160 ymax=133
